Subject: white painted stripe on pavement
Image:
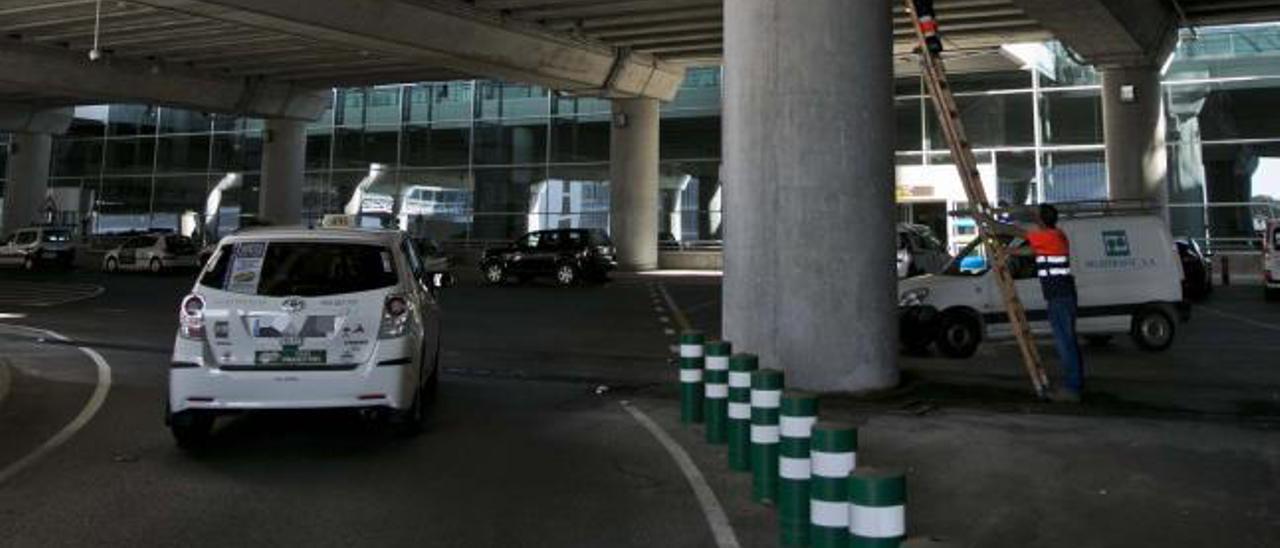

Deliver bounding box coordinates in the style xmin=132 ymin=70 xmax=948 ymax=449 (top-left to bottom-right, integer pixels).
xmin=1200 ymin=305 xmax=1280 ymax=333
xmin=811 ymin=500 xmax=849 ymax=528
xmin=850 ymin=504 xmax=906 ymax=538
xmin=620 ymin=402 xmax=741 ymax=548
xmin=0 ymin=324 xmax=113 ymax=486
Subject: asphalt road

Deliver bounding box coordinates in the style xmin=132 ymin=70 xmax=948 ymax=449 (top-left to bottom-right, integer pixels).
xmin=0 ymin=269 xmax=728 ymax=548
xmin=2 ymin=267 xmax=1277 ymax=547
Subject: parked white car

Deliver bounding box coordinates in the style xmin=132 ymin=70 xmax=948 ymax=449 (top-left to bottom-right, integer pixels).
xmin=899 ymin=214 xmax=1187 ymax=358
xmin=103 ymin=233 xmax=199 ymax=273
xmin=167 ymin=226 xmax=450 ymax=447
xmin=0 ymin=227 xmax=75 ymax=270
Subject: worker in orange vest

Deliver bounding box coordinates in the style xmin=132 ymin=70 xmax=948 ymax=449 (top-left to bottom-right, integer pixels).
xmin=996 ymin=203 xmax=1083 ymax=402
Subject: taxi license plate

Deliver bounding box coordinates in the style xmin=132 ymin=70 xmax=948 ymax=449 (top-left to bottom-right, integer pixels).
xmin=255 ymin=350 xmax=326 ymax=365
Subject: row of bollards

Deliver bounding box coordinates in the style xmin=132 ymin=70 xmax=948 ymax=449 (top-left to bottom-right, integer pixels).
xmin=677 ymin=330 xmax=908 ymax=547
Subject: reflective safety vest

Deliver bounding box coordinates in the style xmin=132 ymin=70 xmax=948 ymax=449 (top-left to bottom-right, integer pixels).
xmin=1027 ymin=228 xmax=1077 ymax=299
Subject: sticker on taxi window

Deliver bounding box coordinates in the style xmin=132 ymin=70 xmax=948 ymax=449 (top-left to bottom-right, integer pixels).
xmin=226 ymin=242 xmax=266 ymax=294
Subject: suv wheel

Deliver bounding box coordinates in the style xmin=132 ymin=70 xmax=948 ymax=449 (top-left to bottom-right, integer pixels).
xmin=22 ymin=256 xmax=35 ymax=271
xmin=483 ymin=263 xmax=506 ymax=285
xmin=555 ymin=264 xmax=578 ymax=286
xmin=1131 ymin=307 xmax=1175 ymax=351
xmin=936 ymin=310 xmax=981 ymax=359
xmin=149 ymin=258 xmax=163 ymax=274
xmin=105 ymin=257 xmax=118 ymax=272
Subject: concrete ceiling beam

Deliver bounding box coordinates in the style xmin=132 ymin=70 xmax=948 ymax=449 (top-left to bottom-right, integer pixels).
xmin=1010 ymin=0 xmax=1179 ymax=67
xmin=0 ymin=102 xmax=72 ymax=133
xmin=129 ymin=0 xmax=686 ymax=100
xmin=0 ymin=41 xmax=329 ymax=120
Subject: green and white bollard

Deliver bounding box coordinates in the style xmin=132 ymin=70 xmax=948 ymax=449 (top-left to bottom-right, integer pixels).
xmin=810 ymin=422 xmax=857 ymax=548
xmin=703 ymin=341 xmax=732 ymax=444
xmin=679 ymin=331 xmax=705 ymax=424
xmin=779 ymin=391 xmax=819 ymax=546
xmin=850 ymin=468 xmax=907 ymax=548
xmin=727 ymin=353 xmax=758 ymax=472
xmin=750 ymin=369 xmax=784 ymax=504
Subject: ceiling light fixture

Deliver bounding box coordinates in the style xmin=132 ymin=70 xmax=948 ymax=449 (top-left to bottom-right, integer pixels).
xmin=88 ymin=0 xmax=103 ymax=61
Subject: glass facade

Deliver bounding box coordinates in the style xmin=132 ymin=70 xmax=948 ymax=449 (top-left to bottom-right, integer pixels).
xmin=2 ymin=23 xmax=1280 ymax=250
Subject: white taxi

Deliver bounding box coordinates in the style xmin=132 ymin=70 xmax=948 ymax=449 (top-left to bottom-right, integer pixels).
xmin=103 ymin=233 xmax=200 ymax=273
xmin=167 ymin=226 xmax=449 ymax=447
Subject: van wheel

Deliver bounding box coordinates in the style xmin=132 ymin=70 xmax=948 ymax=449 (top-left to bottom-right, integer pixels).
xmin=936 ymin=310 xmax=981 ymax=359
xmin=1131 ymin=307 xmax=1175 ymax=351
xmin=169 ymin=410 xmax=214 ymax=449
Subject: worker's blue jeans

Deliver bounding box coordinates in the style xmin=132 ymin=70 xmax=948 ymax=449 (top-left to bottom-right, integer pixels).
xmin=1046 ymin=296 xmax=1084 ymax=394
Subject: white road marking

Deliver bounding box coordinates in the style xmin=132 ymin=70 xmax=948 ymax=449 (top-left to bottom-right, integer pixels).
xmin=620 ymin=401 xmax=741 ymax=548
xmin=1199 ymin=305 xmax=1280 ymax=333
xmin=0 ymin=324 xmax=113 ymax=486
xmin=0 ymin=281 xmax=104 ymax=307
xmin=656 ymin=283 xmax=693 ymax=332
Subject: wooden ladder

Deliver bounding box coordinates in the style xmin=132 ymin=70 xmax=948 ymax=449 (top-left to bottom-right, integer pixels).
xmin=903 ymin=0 xmax=1051 ymax=396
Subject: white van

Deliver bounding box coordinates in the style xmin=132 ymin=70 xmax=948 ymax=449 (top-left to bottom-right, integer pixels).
xmin=1265 ymin=220 xmax=1280 ymax=301
xmin=899 ymin=214 xmax=1188 ymax=358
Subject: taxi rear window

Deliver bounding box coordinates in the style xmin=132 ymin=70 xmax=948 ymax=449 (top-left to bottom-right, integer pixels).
xmin=200 ymin=241 xmax=398 ymax=296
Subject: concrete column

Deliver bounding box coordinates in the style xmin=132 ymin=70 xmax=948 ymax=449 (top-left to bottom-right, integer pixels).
xmin=1102 ymin=65 xmax=1168 ymax=209
xmin=723 ymin=1 xmax=898 ymax=392
xmin=610 ymin=98 xmax=660 ymax=271
xmin=259 ymin=118 xmax=306 ymax=225
xmin=2 ymin=132 xmax=53 ymax=236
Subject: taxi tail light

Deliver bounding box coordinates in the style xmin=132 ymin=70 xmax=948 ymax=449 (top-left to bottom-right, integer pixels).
xmin=379 ymin=295 xmax=410 ymax=339
xmin=179 ymin=294 xmax=206 ymax=340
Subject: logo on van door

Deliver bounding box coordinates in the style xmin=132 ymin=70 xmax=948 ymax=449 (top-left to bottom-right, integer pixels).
xmin=1102 ymin=230 xmax=1131 ymax=257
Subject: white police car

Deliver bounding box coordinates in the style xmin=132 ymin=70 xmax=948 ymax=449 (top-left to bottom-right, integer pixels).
xmin=167 ymin=226 xmax=451 ymax=447
xmin=899 ymin=214 xmax=1187 ymax=358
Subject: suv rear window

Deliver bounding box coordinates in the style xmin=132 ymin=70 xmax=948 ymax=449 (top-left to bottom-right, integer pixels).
xmin=200 ymin=241 xmax=398 ymax=296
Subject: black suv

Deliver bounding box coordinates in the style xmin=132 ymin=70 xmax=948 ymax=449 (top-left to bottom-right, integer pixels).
xmin=481 ymin=229 xmax=616 ymax=286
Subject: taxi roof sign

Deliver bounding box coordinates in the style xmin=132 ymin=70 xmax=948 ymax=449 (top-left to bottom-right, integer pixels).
xmin=321 ymin=214 xmax=357 ymax=228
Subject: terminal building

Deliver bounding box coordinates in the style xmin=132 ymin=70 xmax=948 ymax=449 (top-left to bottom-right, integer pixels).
xmin=2 ymin=24 xmax=1279 ymax=254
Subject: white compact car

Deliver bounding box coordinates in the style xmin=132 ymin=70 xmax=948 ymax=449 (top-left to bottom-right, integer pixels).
xmin=167 ymin=227 xmax=449 ymax=447
xmin=899 ymin=214 xmax=1188 ymax=358
xmin=103 ymin=233 xmax=200 ymax=273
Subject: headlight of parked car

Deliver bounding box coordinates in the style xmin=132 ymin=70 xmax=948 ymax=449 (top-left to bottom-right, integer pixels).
xmin=899 ymin=288 xmax=930 ymax=307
